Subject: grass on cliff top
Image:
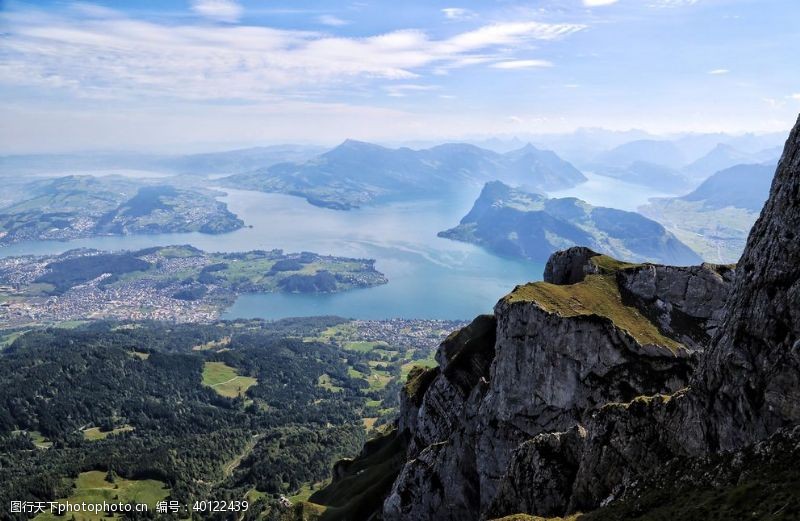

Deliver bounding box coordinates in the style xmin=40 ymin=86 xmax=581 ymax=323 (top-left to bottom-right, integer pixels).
xmin=503 ymin=256 xmax=683 ymax=353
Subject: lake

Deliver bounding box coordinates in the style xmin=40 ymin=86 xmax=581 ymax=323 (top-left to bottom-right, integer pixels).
xmin=0 ymin=187 xmax=544 ymax=320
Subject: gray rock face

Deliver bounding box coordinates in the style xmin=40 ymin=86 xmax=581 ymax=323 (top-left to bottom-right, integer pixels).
xmin=384 ymin=252 xmax=699 ymax=520
xmin=616 ymin=263 xmax=735 ymax=350
xmin=487 ymin=425 xmax=587 ymax=518
xmin=694 ymin=116 xmax=800 ymax=450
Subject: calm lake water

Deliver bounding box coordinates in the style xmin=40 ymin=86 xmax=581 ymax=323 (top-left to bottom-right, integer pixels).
xmin=0 ymin=187 xmax=544 ymax=320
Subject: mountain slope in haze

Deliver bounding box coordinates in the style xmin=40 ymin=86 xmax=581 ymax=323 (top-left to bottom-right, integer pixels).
xmin=0 ymin=175 xmax=243 ymax=244
xmin=593 ymin=160 xmax=692 ymax=192
xmin=682 ymin=143 xmax=772 ymax=181
xmin=222 ymin=141 xmax=587 ymax=210
xmin=0 ymin=145 xmax=324 ymax=176
xmin=593 ymin=139 xmax=687 ymax=169
xmin=640 ymin=162 xmax=776 ymax=263
xmin=439 ymin=181 xmax=701 ymax=265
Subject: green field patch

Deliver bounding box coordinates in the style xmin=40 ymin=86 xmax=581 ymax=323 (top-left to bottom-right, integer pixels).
xmin=192 ymin=336 xmax=231 ymax=351
xmin=21 ymin=282 xmax=56 ymax=296
xmin=13 ymin=430 xmax=52 ymax=449
xmin=34 ymin=470 xmax=169 ymax=521
xmin=317 ymin=374 xmax=343 ymax=392
xmin=367 ymin=372 xmax=392 ymax=391
xmin=401 ymin=357 xmax=437 ymax=380
xmin=1 ymin=330 xmax=28 ymax=348
xmin=202 ymin=361 xmax=257 ymax=398
xmin=288 ymin=481 xmax=328 ymax=505
xmin=83 ymin=425 xmax=134 ymax=441
xmin=155 ymin=245 xmax=203 ymax=258
xmin=347 ymin=367 xmax=366 ymax=379
xmin=305 ymin=322 xmax=358 ymax=344
xmin=343 ymin=340 xmax=388 ymax=353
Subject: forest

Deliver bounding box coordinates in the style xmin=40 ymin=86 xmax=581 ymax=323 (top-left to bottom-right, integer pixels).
xmin=0 ymin=317 xmax=433 ymax=520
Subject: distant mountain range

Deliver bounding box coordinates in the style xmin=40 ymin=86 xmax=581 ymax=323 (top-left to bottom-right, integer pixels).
xmin=639 ymin=162 xmax=776 ymax=263
xmin=223 ymin=140 xmax=587 ymax=210
xmin=0 ymin=145 xmax=325 ymax=176
xmin=585 ymin=137 xmax=781 ymax=191
xmin=594 ymin=139 xmax=688 ymax=170
xmin=438 ymin=181 xmax=701 ymax=265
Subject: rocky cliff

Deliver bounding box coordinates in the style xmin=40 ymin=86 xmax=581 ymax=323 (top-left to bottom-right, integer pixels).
xmin=383 ymin=248 xmax=730 ymax=520
xmin=305 ymin=116 xmax=799 ymax=521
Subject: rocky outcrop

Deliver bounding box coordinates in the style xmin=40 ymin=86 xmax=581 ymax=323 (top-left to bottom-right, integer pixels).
xmin=616 ymin=262 xmax=734 ymax=350
xmin=383 ymin=250 xmax=707 ymax=520
xmin=542 ymin=247 xmax=600 ymax=285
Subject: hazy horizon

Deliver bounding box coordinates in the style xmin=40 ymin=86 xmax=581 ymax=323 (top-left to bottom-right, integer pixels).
xmin=1 ymin=0 xmax=799 ymax=154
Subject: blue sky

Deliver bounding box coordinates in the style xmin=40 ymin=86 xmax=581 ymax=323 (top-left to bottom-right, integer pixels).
xmin=0 ymin=0 xmax=798 ymax=152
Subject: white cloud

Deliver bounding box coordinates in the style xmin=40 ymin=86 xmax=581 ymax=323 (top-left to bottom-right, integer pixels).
xmin=384 ymin=84 xmax=438 ymax=97
xmin=491 ymin=59 xmax=553 ymax=69
xmin=317 ymin=15 xmax=349 ymax=27
xmin=442 ymin=8 xmax=476 ymax=20
xmin=0 ymin=6 xmax=583 ymax=102
xmin=191 ymin=0 xmax=242 ymax=22
xmin=508 ymin=116 xmax=524 ymax=124
xmin=583 ymin=0 xmax=619 ymax=6
xmin=791 ymin=93 xmax=800 ymax=101
xmin=650 ymin=0 xmax=701 ymax=7
xmin=763 ymin=98 xmax=785 ymax=109
xmin=708 ymin=69 xmax=730 ymax=75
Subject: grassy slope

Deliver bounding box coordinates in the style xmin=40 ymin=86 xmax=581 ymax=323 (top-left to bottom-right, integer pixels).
xmin=202 ymin=361 xmax=258 ymax=398
xmin=34 ymin=471 xmax=169 ymax=521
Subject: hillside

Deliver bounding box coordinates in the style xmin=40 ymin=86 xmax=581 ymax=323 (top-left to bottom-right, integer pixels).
xmin=438 ymin=181 xmax=701 ymax=265
xmin=640 ymin=162 xmax=776 ymax=262
xmin=223 ymin=141 xmax=586 ymax=210
xmin=301 ymin=116 xmax=800 ymax=521
xmin=0 ymin=175 xmax=243 ymax=244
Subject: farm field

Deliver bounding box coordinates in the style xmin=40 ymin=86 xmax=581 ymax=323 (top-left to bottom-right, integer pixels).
xmin=33 ymin=471 xmax=169 ymax=521
xmin=202 ymin=361 xmax=258 ymax=398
